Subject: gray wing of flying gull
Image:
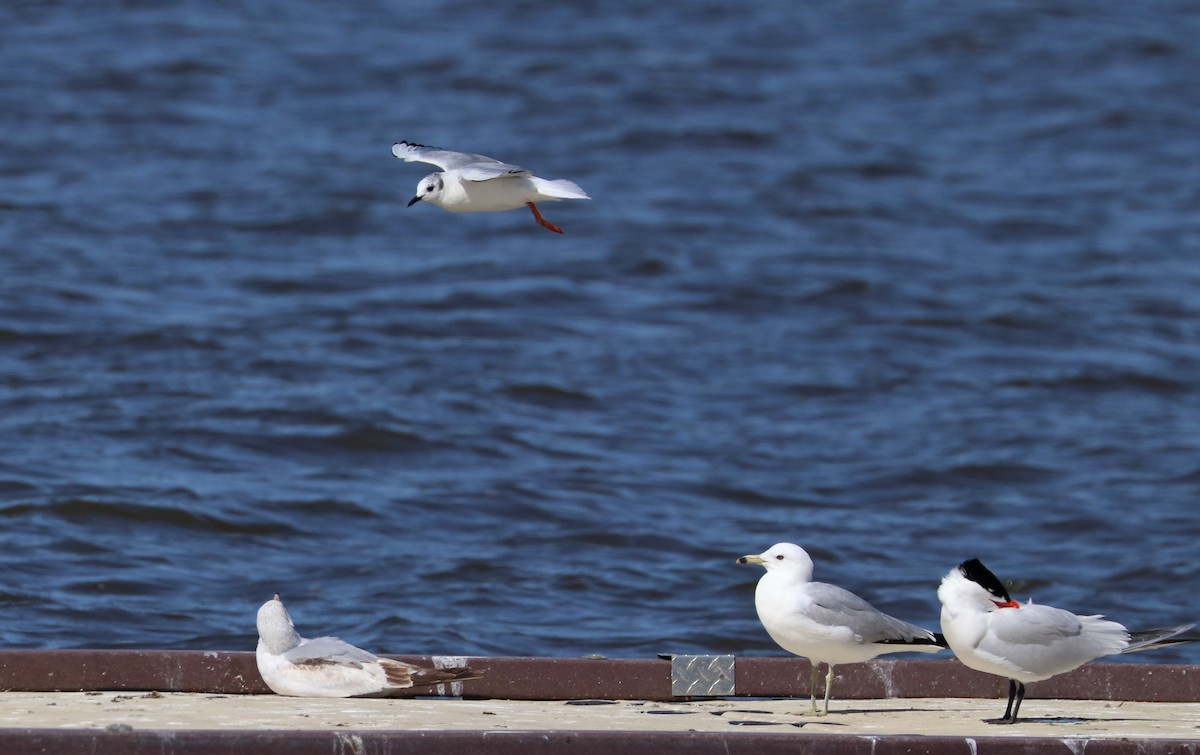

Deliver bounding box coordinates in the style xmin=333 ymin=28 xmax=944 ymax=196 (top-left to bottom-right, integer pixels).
xmin=282 ymin=636 xmax=381 ymax=667
xmin=392 ymin=141 xmax=530 ymax=181
xmin=808 ymin=583 xmax=937 ymax=643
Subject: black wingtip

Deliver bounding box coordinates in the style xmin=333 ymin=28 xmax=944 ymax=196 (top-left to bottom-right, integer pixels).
xmin=876 ymin=634 xmax=943 ymax=647
xmin=958 ymin=558 xmax=1012 ymax=602
xmin=876 ymin=626 xmax=944 ymax=648
xmin=1125 ymin=625 xmax=1199 ymax=652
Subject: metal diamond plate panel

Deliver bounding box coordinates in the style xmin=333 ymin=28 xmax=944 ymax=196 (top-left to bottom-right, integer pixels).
xmin=669 ymin=654 xmax=735 ymax=697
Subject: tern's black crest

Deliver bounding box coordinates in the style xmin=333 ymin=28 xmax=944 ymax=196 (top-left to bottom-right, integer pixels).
xmin=958 ymin=558 xmax=1012 ymax=602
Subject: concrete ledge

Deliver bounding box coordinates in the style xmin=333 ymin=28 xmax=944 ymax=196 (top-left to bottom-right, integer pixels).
xmin=2 ymin=653 xmax=1197 ymax=754
xmin=0 ymin=727 xmax=1197 ymax=755
xmin=0 ymin=650 xmax=1197 ymax=702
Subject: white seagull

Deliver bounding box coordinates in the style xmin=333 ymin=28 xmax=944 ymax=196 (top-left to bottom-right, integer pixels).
xmin=255 ymin=594 xmax=480 ymax=697
xmin=938 ymin=558 xmax=1196 ymax=724
xmin=392 ymin=140 xmax=590 ymax=234
xmin=737 ymin=543 xmax=945 ymax=715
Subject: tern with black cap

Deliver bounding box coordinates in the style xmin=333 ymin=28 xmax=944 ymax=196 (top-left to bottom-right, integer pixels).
xmin=938 ymin=558 xmax=1196 ymax=724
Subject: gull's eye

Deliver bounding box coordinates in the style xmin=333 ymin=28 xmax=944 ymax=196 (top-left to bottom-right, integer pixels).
xmin=426 ymin=184 xmax=435 ymax=192
xmin=775 ymin=554 xmax=785 ymax=561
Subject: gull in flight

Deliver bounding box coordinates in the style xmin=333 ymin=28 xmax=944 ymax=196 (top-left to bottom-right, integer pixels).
xmin=255 ymin=594 xmax=481 ymax=697
xmin=938 ymin=558 xmax=1196 ymax=724
xmin=737 ymin=543 xmax=944 ymax=715
xmin=392 ymin=140 xmax=590 ymax=234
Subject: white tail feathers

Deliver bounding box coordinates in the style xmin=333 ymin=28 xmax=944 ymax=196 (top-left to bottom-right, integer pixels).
xmin=533 ymin=177 xmax=590 ymax=200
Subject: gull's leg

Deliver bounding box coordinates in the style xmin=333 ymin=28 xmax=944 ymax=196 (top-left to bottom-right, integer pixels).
xmin=819 ymin=664 xmax=834 ymax=716
xmin=805 ymin=663 xmax=820 ymax=715
xmin=527 ymin=202 xmax=563 ymax=234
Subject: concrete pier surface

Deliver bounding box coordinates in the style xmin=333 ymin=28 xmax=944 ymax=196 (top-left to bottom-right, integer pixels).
xmin=0 ymin=651 xmax=1197 ymax=753
xmin=2 ymin=689 xmax=1199 ymax=736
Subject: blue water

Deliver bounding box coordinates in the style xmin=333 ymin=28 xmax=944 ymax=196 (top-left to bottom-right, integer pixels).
xmin=1 ymin=0 xmax=1198 ymax=668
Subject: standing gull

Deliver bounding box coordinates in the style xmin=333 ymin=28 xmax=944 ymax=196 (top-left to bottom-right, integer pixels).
xmin=939 ymin=558 xmax=1196 ymax=724
xmin=737 ymin=543 xmax=944 ymax=715
xmin=392 ymin=140 xmax=590 ymax=234
xmin=255 ymin=594 xmax=481 ymax=697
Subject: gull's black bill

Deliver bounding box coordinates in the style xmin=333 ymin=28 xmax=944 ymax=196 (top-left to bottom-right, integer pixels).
xmin=407 ymin=195 xmax=422 ymax=207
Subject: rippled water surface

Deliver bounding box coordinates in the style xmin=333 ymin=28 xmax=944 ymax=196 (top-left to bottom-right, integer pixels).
xmin=2 ymin=1 xmax=1199 ymax=665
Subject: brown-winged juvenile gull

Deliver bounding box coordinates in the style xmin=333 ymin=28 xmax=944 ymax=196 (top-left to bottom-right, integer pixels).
xmin=737 ymin=543 xmax=944 ymax=715
xmin=392 ymin=140 xmax=590 ymax=234
xmin=255 ymin=594 xmax=480 ymax=697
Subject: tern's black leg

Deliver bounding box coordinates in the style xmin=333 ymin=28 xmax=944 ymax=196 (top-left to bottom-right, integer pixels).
xmin=1009 ymin=681 xmax=1026 ymax=722
xmin=1001 ymin=679 xmax=1018 ymax=721
xmin=986 ymin=679 xmax=1024 ymax=725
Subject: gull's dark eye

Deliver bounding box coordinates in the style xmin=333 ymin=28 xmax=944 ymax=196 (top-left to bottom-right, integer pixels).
xmin=775 ymin=554 xmax=784 ymax=560
xmin=426 ymin=184 xmax=435 ymax=192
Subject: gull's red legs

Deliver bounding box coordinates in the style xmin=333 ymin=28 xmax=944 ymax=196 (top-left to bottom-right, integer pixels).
xmin=527 ymin=202 xmax=563 ymax=234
